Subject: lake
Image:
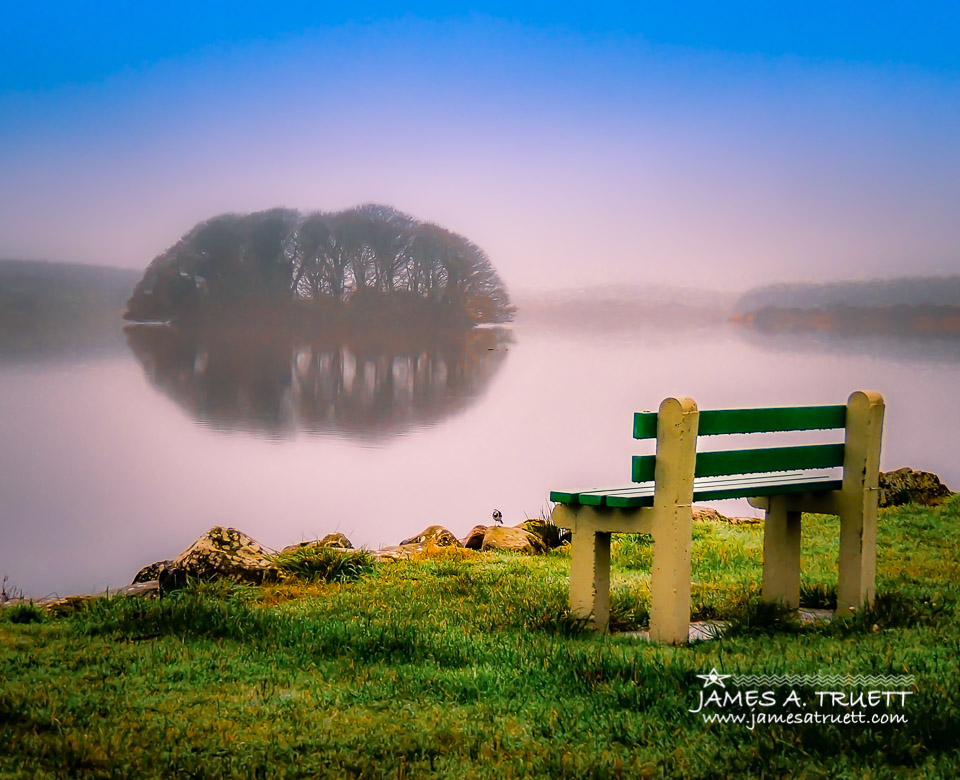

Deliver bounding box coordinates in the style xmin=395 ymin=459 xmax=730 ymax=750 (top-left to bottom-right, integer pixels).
xmin=2 ymin=306 xmax=958 ymax=598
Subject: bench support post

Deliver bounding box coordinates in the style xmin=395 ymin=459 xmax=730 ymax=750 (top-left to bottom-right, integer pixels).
xmin=762 ymin=497 xmax=801 ymax=609
xmin=569 ymin=528 xmax=611 ymax=632
xmin=649 ymin=397 xmax=699 ymax=644
xmin=837 ymin=390 xmax=885 ymax=612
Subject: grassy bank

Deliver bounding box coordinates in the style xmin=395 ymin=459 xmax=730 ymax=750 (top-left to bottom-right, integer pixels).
xmin=3 ymin=497 xmax=960 ymax=778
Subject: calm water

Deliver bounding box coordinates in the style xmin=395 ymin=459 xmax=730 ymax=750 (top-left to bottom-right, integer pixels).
xmin=2 ymin=312 xmax=959 ymax=598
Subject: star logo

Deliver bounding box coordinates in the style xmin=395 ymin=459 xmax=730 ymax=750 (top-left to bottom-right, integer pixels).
xmin=696 ymin=668 xmax=731 ymax=688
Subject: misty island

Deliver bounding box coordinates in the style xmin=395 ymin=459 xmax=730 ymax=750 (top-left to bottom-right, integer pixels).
xmin=119 ymin=205 xmax=516 ymax=436
xmin=124 ymin=204 xmax=514 ymax=329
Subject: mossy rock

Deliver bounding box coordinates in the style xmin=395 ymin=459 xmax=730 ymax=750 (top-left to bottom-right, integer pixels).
xmin=399 ymin=525 xmax=462 ymax=548
xmin=132 ymin=559 xmax=174 ymax=584
xmin=481 ymin=525 xmax=546 ymax=554
xmin=879 ymin=468 xmax=952 ymax=507
xmin=280 ymin=533 xmax=353 ymax=555
xmin=461 ymin=525 xmax=488 ymax=550
xmin=133 ymin=527 xmax=275 ymax=586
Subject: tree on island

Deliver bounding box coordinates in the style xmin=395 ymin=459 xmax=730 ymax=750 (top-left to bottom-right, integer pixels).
xmin=124 ymin=205 xmax=514 ymax=325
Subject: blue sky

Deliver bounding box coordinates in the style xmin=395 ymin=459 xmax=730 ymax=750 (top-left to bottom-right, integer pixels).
xmin=2 ymin=2 xmax=959 ymax=292
xmin=5 ymin=2 xmax=960 ymax=91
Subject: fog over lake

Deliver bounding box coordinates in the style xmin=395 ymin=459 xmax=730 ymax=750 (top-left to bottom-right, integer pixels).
xmin=2 ymin=294 xmax=957 ymax=598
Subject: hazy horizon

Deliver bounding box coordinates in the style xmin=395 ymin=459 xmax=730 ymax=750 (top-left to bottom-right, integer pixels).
xmin=3 ymin=4 xmax=960 ymax=295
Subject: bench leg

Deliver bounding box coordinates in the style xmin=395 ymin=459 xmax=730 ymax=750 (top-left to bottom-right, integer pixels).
xmin=762 ymin=497 xmax=801 ymax=609
xmin=837 ymin=389 xmax=884 ymax=613
xmin=649 ymin=511 xmax=692 ymax=644
xmin=569 ymin=529 xmax=611 ymax=632
xmin=837 ymin=496 xmax=878 ymax=612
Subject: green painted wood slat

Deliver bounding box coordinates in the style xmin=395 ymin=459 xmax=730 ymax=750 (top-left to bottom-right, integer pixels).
xmin=698 ymin=405 xmax=846 ymax=435
xmin=693 ymin=443 xmax=844 ymax=477
xmin=632 ymin=454 xmax=657 ymax=482
xmin=633 ymin=404 xmax=846 ymax=439
xmin=633 ymin=442 xmax=846 ymax=482
xmin=693 ymin=478 xmax=842 ymax=502
xmin=551 ymin=472 xmax=843 ymax=508
xmin=633 ymin=412 xmax=659 ymax=439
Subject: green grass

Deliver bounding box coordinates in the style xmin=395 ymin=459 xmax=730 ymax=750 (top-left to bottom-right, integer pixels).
xmin=3 ymin=497 xmax=960 ymax=778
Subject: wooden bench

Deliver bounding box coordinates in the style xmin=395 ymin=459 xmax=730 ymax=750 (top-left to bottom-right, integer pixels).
xmin=549 ymin=391 xmax=885 ymax=643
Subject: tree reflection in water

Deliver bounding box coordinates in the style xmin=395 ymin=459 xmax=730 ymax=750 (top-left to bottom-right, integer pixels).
xmin=124 ymin=323 xmax=511 ymax=438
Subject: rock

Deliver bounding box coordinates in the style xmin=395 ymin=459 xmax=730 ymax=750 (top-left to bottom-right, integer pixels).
xmin=45 ymin=595 xmax=98 ymax=616
xmin=137 ymin=526 xmax=275 ymax=585
xmin=518 ymin=519 xmax=570 ymax=549
xmin=371 ymin=545 xmax=413 ymax=562
xmin=399 ymin=525 xmax=462 ymax=548
xmin=117 ymin=580 xmax=161 ymax=598
xmin=158 ymin=567 xmax=187 ymax=595
xmin=461 ymin=525 xmax=488 ymax=550
xmin=693 ymin=507 xmax=727 ymax=522
xmin=692 ymin=507 xmax=762 ymax=525
xmin=2 ymin=581 xmax=162 ymax=613
xmin=132 ymin=559 xmax=175 ymax=584
xmin=879 ymin=468 xmax=952 ymax=507
xmin=280 ymin=533 xmax=353 ymax=555
xmin=481 ymin=525 xmax=546 ymax=554
xmin=372 ymin=542 xmax=478 ymax=562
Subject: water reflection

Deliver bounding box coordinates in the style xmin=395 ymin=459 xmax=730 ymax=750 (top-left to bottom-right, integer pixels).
xmin=733 ymin=325 xmax=960 ymax=365
xmin=124 ymin=324 xmax=511 ymax=438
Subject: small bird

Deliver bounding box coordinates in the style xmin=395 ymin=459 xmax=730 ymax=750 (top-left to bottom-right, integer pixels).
xmin=492 ymin=509 xmax=503 ymax=525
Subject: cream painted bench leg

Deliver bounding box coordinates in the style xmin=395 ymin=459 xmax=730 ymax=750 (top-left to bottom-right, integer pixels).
xmin=761 ymin=496 xmax=801 ymax=609
xmin=569 ymin=528 xmax=611 ymax=632
xmin=649 ymin=507 xmax=693 ymax=643
xmin=837 ymin=390 xmax=885 ymax=612
xmin=648 ymin=396 xmax=699 ymax=644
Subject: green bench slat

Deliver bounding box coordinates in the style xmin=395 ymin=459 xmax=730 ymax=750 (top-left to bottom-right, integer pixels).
xmin=631 ymin=443 xmax=845 ymax=482
xmin=633 ymin=404 xmax=846 ymax=439
xmin=697 ymin=405 xmax=846 ymax=435
xmin=632 ymin=454 xmax=657 ymax=482
xmin=693 ymin=443 xmax=845 ymax=477
xmin=552 ymin=471 xmax=843 ymax=509
xmin=633 ymin=412 xmax=659 ymax=439
xmin=693 ymin=478 xmax=842 ymax=502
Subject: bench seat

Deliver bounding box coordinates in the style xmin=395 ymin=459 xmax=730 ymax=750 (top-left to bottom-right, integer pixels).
xmin=552 ymin=470 xmax=843 ymax=508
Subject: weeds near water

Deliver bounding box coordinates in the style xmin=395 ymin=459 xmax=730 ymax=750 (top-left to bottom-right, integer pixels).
xmin=0 ymin=574 xmax=22 ymax=603
xmin=271 ymin=546 xmax=375 ymax=584
xmin=1 ymin=602 xmax=44 ymax=624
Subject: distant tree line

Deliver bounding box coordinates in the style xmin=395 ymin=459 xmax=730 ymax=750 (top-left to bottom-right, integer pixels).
xmin=735 ymin=276 xmax=960 ymax=314
xmin=125 ymin=205 xmax=514 ymax=325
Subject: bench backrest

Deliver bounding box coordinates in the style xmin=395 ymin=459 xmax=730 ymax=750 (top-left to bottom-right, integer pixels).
xmin=630 ymin=404 xmax=848 ymax=483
